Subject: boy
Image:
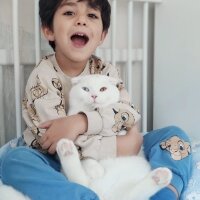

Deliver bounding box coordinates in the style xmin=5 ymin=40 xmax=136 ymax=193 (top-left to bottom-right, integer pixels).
xmin=0 ymin=0 xmax=192 ymax=200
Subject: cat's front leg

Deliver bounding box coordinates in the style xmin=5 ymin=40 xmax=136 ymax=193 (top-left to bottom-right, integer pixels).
xmin=56 ymin=139 xmax=89 ymax=187
xmin=82 ymin=158 xmax=104 ymax=180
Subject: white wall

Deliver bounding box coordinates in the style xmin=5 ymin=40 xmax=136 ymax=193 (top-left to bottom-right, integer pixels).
xmin=0 ymin=0 xmax=35 ymax=32
xmin=154 ymin=0 xmax=200 ymax=139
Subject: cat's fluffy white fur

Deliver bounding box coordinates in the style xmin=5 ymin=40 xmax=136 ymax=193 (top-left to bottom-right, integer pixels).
xmin=57 ymin=74 xmax=173 ymax=200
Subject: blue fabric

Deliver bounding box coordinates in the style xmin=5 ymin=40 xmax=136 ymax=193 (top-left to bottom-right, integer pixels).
xmin=182 ymin=140 xmax=200 ymax=200
xmin=150 ymin=187 xmax=177 ymax=200
xmin=0 ymin=126 xmax=193 ymax=200
xmin=1 ymin=146 xmax=99 ymax=200
xmin=0 ymin=137 xmax=25 ymax=179
xmin=143 ymin=126 xmax=193 ymax=200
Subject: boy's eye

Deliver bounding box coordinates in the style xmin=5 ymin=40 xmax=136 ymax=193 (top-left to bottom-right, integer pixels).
xmin=100 ymin=87 xmax=107 ymax=92
xmin=88 ymin=13 xmax=98 ymax=19
xmin=82 ymin=87 xmax=89 ymax=92
xmin=64 ymin=11 xmax=75 ymax=16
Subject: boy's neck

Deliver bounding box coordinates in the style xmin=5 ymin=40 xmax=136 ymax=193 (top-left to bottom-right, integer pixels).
xmin=55 ymin=53 xmax=88 ymax=77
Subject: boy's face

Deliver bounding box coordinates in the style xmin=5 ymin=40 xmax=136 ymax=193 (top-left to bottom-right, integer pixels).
xmin=43 ymin=0 xmax=107 ymax=65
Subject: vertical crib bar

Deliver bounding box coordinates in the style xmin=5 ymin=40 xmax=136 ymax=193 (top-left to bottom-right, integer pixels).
xmin=12 ymin=0 xmax=22 ymax=137
xmin=127 ymin=0 xmax=134 ymax=100
xmin=0 ymin=65 xmax=5 ymax=145
xmin=142 ymin=2 xmax=149 ymax=133
xmin=111 ymin=0 xmax=117 ymax=66
xmin=35 ymin=0 xmax=41 ymax=64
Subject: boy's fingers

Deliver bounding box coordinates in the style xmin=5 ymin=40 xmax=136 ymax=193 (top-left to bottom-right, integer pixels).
xmin=48 ymin=143 xmax=57 ymax=155
xmin=40 ymin=139 xmax=52 ymax=150
xmin=39 ymin=133 xmax=48 ymax=144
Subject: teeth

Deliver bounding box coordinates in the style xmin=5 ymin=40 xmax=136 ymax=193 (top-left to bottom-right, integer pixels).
xmin=71 ymin=32 xmax=89 ymax=43
xmin=75 ymin=33 xmax=85 ymax=37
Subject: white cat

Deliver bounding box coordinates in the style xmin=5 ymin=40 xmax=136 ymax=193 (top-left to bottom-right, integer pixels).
xmin=57 ymin=74 xmax=173 ymax=200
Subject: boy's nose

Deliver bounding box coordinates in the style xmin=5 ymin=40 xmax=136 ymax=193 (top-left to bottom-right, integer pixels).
xmin=76 ymin=15 xmax=87 ymax=26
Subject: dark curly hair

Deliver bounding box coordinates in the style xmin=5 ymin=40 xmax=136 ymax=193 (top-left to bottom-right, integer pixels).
xmin=39 ymin=0 xmax=111 ymax=51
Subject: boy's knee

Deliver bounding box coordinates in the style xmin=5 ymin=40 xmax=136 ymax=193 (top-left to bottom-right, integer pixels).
xmin=1 ymin=147 xmax=38 ymax=182
xmin=162 ymin=125 xmax=190 ymax=141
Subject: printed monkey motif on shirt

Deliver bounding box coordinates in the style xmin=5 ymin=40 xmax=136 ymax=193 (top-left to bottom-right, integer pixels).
xmin=52 ymin=78 xmax=65 ymax=115
xmin=29 ymin=125 xmax=47 ymax=153
xmin=160 ymin=136 xmax=191 ymax=160
xmin=112 ymin=108 xmax=135 ymax=133
xmin=89 ymin=55 xmax=106 ymax=74
xmin=30 ymin=75 xmax=48 ymax=102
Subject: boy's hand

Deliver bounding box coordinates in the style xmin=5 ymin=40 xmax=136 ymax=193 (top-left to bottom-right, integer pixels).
xmin=117 ymin=124 xmax=143 ymax=156
xmin=39 ymin=114 xmax=88 ymax=154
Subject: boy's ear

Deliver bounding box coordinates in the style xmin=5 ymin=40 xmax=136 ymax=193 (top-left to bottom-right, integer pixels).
xmin=98 ymin=31 xmax=107 ymax=46
xmin=42 ymin=26 xmax=55 ymax=41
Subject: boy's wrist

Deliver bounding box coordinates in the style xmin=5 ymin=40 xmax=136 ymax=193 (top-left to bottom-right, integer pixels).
xmin=76 ymin=113 xmax=88 ymax=134
xmin=117 ymin=125 xmax=143 ymax=156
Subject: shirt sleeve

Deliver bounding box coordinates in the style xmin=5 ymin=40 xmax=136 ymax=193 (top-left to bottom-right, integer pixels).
xmin=22 ymin=61 xmax=66 ymax=141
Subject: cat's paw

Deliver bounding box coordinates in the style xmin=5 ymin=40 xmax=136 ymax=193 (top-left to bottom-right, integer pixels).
xmin=56 ymin=139 xmax=78 ymax=158
xmin=151 ymin=167 xmax=172 ymax=187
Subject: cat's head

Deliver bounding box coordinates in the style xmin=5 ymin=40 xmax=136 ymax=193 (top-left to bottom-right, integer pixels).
xmin=70 ymin=75 xmax=120 ymax=108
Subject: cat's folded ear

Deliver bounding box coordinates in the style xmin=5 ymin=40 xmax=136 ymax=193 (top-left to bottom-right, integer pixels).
xmin=108 ymin=77 xmax=124 ymax=89
xmin=107 ymin=76 xmax=118 ymax=85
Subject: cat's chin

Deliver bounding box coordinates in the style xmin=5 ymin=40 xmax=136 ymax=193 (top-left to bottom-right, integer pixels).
xmin=91 ymin=103 xmax=101 ymax=109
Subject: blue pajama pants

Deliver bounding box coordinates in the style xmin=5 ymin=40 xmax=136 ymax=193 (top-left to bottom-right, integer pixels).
xmin=143 ymin=126 xmax=192 ymax=200
xmin=0 ymin=126 xmax=192 ymax=200
xmin=0 ymin=146 xmax=98 ymax=200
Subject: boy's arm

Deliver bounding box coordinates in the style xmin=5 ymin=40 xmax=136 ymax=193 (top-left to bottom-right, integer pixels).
xmin=39 ymin=114 xmax=143 ymax=156
xmin=39 ymin=114 xmax=88 ymax=154
xmin=116 ymin=124 xmax=143 ymax=156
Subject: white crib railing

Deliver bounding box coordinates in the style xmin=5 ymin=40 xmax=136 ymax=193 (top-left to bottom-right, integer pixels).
xmin=10 ymin=0 xmax=162 ymax=141
xmin=12 ymin=0 xmax=21 ymax=138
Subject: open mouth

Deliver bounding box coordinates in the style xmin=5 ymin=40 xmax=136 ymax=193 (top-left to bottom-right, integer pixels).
xmin=71 ymin=33 xmax=89 ymax=47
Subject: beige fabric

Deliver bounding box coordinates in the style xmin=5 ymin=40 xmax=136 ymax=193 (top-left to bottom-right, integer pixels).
xmin=22 ymin=54 xmax=141 ymax=159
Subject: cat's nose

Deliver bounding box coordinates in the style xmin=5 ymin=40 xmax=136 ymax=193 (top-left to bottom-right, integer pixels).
xmin=91 ymin=95 xmax=97 ymax=99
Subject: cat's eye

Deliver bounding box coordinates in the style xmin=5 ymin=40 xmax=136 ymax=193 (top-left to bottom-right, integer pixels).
xmin=82 ymin=87 xmax=89 ymax=92
xmin=100 ymin=87 xmax=107 ymax=92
